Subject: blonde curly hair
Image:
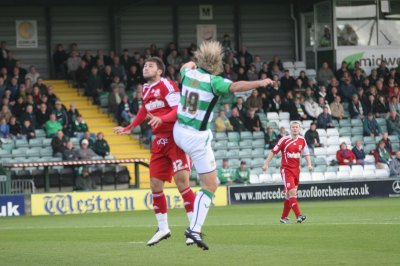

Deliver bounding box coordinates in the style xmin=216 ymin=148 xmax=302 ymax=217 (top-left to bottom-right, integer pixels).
xmin=194 ymin=41 xmax=223 ymax=75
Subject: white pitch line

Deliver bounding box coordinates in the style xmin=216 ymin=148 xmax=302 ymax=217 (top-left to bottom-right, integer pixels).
xmin=128 ymin=241 xmax=145 ymax=244
xmin=1 ymin=222 xmax=400 ymax=231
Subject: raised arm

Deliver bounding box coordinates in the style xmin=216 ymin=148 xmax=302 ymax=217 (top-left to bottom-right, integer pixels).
xmin=229 ymin=79 xmax=275 ymax=93
xmin=113 ymin=106 xmax=148 ymax=135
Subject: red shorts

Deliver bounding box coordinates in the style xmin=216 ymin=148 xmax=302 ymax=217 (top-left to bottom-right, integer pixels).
xmin=280 ymin=168 xmax=299 ymax=192
xmin=150 ymin=135 xmax=191 ymax=182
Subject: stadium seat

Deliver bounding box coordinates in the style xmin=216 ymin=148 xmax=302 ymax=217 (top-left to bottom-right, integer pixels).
xmin=314 ymin=165 xmax=327 ymax=172
xmin=339 ymin=165 xmax=351 ymax=172
xmin=351 ymin=127 xmax=363 ymax=136
xmin=339 ymin=137 xmax=351 ymax=146
xmin=279 ymin=112 xmax=290 ymax=120
xmin=302 ymin=120 xmax=313 ymax=129
xmin=312 ymin=172 xmax=325 ymax=181
xmin=214 ymin=140 xmax=228 ymax=150
xmin=364 ymin=164 xmax=376 ymax=171
xmin=240 ymin=131 xmax=253 ymax=140
xmin=324 ymin=172 xmax=337 ymax=180
xmin=252 ymin=139 xmax=265 ymax=148
xmin=229 ymin=159 xmax=240 ymax=168
xmin=214 ymin=150 xmax=227 ymax=159
xmin=251 ymin=158 xmax=264 ymax=168
xmin=389 ymin=135 xmax=399 ymax=143
xmin=12 ymin=148 xmax=28 ymax=159
xmin=327 ymin=136 xmax=340 ymax=146
xmin=375 ymin=169 xmax=390 ymax=178
xmin=239 ymin=139 xmax=253 ymax=148
xmin=249 ymin=174 xmax=259 ymax=184
xmin=35 ymin=129 xmax=46 ymax=138
xmin=227 ymin=150 xmax=239 ymax=159
xmin=326 ymin=128 xmax=339 ymax=136
xmin=0 ymin=149 xmax=12 ymax=158
xmin=337 ymin=171 xmax=350 ymax=179
xmin=339 ymin=127 xmax=352 ymax=136
xmin=253 ymin=131 xmax=265 ymax=139
xmin=300 ymin=172 xmax=312 ymax=182
xmin=339 ymin=119 xmax=351 ymax=127
xmin=227 ymin=142 xmax=240 ymax=150
xmin=267 ymin=112 xmax=279 ymax=120
xmin=364 ymin=144 xmax=376 ymax=153
xmin=264 ymin=149 xmax=271 ymax=156
xmin=272 ymin=173 xmax=282 ymax=183
xmin=313 ymin=147 xmax=326 ymax=156
xmin=266 ymin=167 xmax=277 ymax=174
xmin=363 ymin=136 xmax=376 ymax=144
xmin=257 ymin=112 xmax=267 ymax=120
xmin=351 ymin=135 xmax=363 ymax=143
xmin=279 ymin=121 xmax=290 ymax=130
xmin=250 ymin=168 xmax=263 ymax=175
xmin=319 ymin=136 xmax=327 ymax=146
xmin=316 ymin=129 xmax=327 ymax=138
xmin=326 ymin=146 xmax=338 ymax=155
xmin=258 ymin=174 xmax=271 ymax=183
xmin=0 ymin=143 xmax=14 ymax=151
xmin=314 ymin=157 xmax=327 ymax=165
xmin=376 ymin=118 xmax=386 ymax=126
xmin=252 ymin=148 xmax=264 ymax=158
xmin=239 ymin=149 xmax=252 ymax=159
xmin=305 ymin=69 xmax=316 ymax=78
xmin=228 ymin=132 xmax=240 ymax=142
xmin=350 ymin=169 xmax=364 ymax=179
xmin=15 ymin=139 xmax=29 ymax=148
xmin=39 ymin=148 xmax=53 ymax=157
xmin=26 ymin=147 xmax=42 ymax=158
xmin=215 ymin=132 xmax=227 ymax=141
xmin=282 ymin=61 xmax=294 ymax=69
xmin=363 ymin=169 xmax=376 ymax=179
xmin=216 ymin=159 xmax=223 ymax=168
xmin=294 ymin=61 xmax=306 ymax=69
xmin=350 ymin=119 xmax=363 ymax=127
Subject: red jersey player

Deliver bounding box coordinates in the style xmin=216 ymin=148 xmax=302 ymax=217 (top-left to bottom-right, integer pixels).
xmin=262 ymin=121 xmax=312 ymax=223
xmin=113 ymin=57 xmax=195 ymax=246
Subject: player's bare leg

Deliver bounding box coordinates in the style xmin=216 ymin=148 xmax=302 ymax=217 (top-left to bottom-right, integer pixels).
xmin=185 ymin=170 xmax=218 ymax=250
xmin=147 ymin=177 xmax=171 ymax=246
xmin=288 ymin=187 xmax=307 ymax=223
xmin=173 ymin=170 xmax=196 ymax=245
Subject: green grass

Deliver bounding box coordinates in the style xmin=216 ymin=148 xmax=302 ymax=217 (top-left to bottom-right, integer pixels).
xmin=1 ymin=198 xmax=399 ymax=266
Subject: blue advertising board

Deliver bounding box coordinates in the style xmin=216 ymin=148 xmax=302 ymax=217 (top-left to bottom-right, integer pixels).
xmin=0 ymin=195 xmax=25 ymax=217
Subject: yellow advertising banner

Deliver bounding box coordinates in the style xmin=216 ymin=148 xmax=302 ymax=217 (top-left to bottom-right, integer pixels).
xmin=31 ymin=187 xmax=227 ymax=216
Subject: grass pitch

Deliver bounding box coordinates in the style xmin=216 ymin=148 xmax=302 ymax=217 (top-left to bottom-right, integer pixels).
xmin=1 ymin=198 xmax=399 ymax=266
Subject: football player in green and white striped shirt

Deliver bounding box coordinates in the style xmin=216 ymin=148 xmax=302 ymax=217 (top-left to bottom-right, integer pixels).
xmin=173 ymin=41 xmax=274 ymax=250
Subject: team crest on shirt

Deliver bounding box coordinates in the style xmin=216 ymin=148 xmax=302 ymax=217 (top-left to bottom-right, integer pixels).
xmin=152 ymin=89 xmax=161 ymax=97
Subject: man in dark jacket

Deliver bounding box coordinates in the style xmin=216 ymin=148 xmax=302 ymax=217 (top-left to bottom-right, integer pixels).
xmin=229 ymin=107 xmax=246 ymax=132
xmin=93 ymin=132 xmax=110 ymax=157
xmin=305 ymin=123 xmax=322 ymax=150
xmin=317 ymin=106 xmax=334 ymax=129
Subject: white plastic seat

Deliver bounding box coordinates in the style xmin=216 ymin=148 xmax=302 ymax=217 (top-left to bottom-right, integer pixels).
xmin=259 ymin=174 xmax=271 ymax=183
xmin=302 ymin=120 xmax=313 ymax=129
xmin=267 ymin=112 xmax=279 ymax=120
xmin=326 ymin=128 xmax=339 ymax=136
xmin=312 ymin=172 xmax=325 ymax=181
xmin=305 ymin=69 xmax=316 ymax=77
xmin=279 ymin=112 xmax=290 ymax=121
xmin=363 ymin=169 xmax=376 ymax=179
xmin=351 ymin=165 xmax=364 ymax=172
xmin=350 ymin=170 xmax=364 ymax=179
xmin=283 ymin=61 xmax=294 ymax=69
xmin=337 ymin=171 xmax=350 ymax=179
xmin=313 ymin=147 xmax=327 ymax=156
xmin=339 ymin=165 xmax=351 ymax=172
xmin=272 ymin=173 xmax=282 ymax=183
xmin=319 ymin=136 xmax=327 ymax=146
xmin=294 ymin=61 xmax=306 ymax=69
xmin=339 ymin=137 xmax=351 ymax=146
xmin=316 ymin=129 xmax=327 ymax=138
xmin=375 ymin=169 xmax=390 ymax=178
xmin=326 ymin=145 xmax=338 ymax=155
xmin=364 ymin=164 xmax=376 ymax=171
xmin=249 ymin=174 xmax=260 ymax=184
xmin=327 ymin=136 xmax=340 ymax=146
xmin=300 ymin=172 xmax=312 ymax=182
xmin=324 ymin=172 xmax=337 ymax=180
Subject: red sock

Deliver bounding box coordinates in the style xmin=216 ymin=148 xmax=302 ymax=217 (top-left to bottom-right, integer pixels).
xmin=179 ymin=187 xmax=195 ymax=213
xmin=289 ymin=197 xmax=301 ymax=218
xmin=281 ymin=198 xmax=291 ymax=218
xmin=152 ymin=191 xmax=167 ymax=214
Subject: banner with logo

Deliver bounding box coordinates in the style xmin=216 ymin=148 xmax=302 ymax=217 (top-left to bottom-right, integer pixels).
xmin=229 ymin=179 xmax=400 ymax=204
xmin=336 ymin=47 xmax=400 ymax=75
xmin=31 ymin=187 xmax=227 ymax=216
xmin=16 ymin=20 xmax=38 ymax=48
xmin=0 ymin=195 xmax=25 ymax=217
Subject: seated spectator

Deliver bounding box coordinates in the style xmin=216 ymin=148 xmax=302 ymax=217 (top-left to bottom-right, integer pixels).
xmin=232 ymin=97 xmax=247 ymax=118
xmin=349 ymin=94 xmax=366 ymax=119
xmin=118 ymin=94 xmax=135 ymax=125
xmin=67 ymin=104 xmax=80 ymax=126
xmin=246 ymin=64 xmax=258 ymax=81
xmin=336 ymin=142 xmax=356 ymax=165
xmin=229 ymin=107 xmax=246 ymax=132
xmin=265 ymin=126 xmax=278 ymax=149
xmin=289 ymin=97 xmax=308 ymax=121
xmin=305 ymin=122 xmax=322 ymax=150
xmin=389 ymin=151 xmax=400 ymax=176
xmin=54 ymin=100 xmax=69 ymax=131
xmin=373 ymin=140 xmax=392 ymax=168
xmin=12 ymin=96 xmax=26 ymax=118
xmin=245 ymin=90 xmax=263 ymax=112
xmin=0 ymin=117 xmax=10 ymax=141
xmin=316 ymin=86 xmax=328 ymax=101
xmin=234 ymin=161 xmax=250 ymax=184
xmin=80 ymin=131 xmax=95 ymax=149
xmin=340 ymin=77 xmax=357 ymax=102
xmin=108 ymin=85 xmax=123 ymax=116
xmin=223 ymin=103 xmax=232 ymax=118
xmin=363 ymin=113 xmax=382 ymax=136
xmin=352 ymin=140 xmax=366 ymax=165
xmin=63 ymin=141 xmax=78 ymax=161
xmin=280 ymin=69 xmax=295 ymax=93
xmin=110 ymin=75 xmax=126 ymax=96
xmin=8 ymin=116 xmax=22 ymax=140
xmin=76 ymin=139 xmax=96 ymax=160
xmin=75 ymin=60 xmax=90 ymax=88
xmin=381 ymin=132 xmax=394 ymax=155
xmin=53 ymin=44 xmax=68 ymax=79
xmin=0 ymin=105 xmax=11 ymax=122
xmin=25 ymin=65 xmax=40 ymax=84
xmin=67 ymin=51 xmax=81 ymax=83
xmin=73 ymin=115 xmax=88 ymax=139
xmin=35 ymin=103 xmax=50 ymax=129
xmin=86 ymin=66 xmax=103 ymax=103
xmin=389 ymin=96 xmax=400 ymax=114
xmin=244 ymin=108 xmax=262 ymax=132
xmin=277 ymin=126 xmax=289 ymax=139
xmin=45 ymin=113 xmax=62 ymax=138
xmin=20 ymin=104 xmax=37 ymax=129
xmin=365 ymin=94 xmax=377 ymax=114
xmin=93 ymin=132 xmax=110 ymax=157
xmin=298 ymin=70 xmax=309 ymax=86
xmin=222 ymin=64 xmax=238 ymax=81
xmin=217 ymin=159 xmax=234 ymax=185
xmin=317 ymin=106 xmax=334 ymax=129
xmin=330 ymin=95 xmax=345 ymax=120
xmin=317 ymin=62 xmax=334 ymax=86
xmin=304 ymin=97 xmax=321 ymax=120
xmin=375 ymin=95 xmax=389 ymax=118
xmin=51 ymin=130 xmax=68 ymax=158
xmin=387 ymin=110 xmax=400 ymax=137
xmin=215 ymin=110 xmax=233 ymax=133
xmin=21 ymin=120 xmax=36 ymax=141
xmin=292 ymin=78 xmax=305 ymax=93
xmin=269 ymin=94 xmax=283 ymax=113
xmin=260 ymin=92 xmax=269 ymax=113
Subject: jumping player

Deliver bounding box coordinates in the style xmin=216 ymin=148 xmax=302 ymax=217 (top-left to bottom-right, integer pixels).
xmin=113 ymin=57 xmax=195 ymax=246
xmin=262 ymin=121 xmax=312 ymax=224
xmin=174 ymin=41 xmax=275 ymax=250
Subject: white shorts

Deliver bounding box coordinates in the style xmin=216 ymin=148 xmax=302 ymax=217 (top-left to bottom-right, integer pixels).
xmin=173 ymin=123 xmax=216 ymax=174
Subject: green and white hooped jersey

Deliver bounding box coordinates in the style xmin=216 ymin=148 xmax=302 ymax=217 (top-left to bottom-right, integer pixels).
xmin=177 ymin=67 xmax=232 ymax=131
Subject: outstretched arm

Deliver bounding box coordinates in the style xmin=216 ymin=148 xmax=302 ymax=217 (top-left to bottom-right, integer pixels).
xmin=262 ymin=151 xmax=275 ymax=171
xmin=148 ymin=106 xmax=178 ymax=128
xmin=113 ymin=106 xmax=147 ymax=135
xmin=229 ymin=79 xmax=275 ymax=93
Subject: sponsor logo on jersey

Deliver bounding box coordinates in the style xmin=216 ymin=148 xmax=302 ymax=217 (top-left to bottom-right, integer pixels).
xmin=157 ymin=138 xmax=168 ymax=146
xmin=145 ymin=99 xmax=165 ymax=111
xmin=287 ymin=152 xmax=301 ymax=158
